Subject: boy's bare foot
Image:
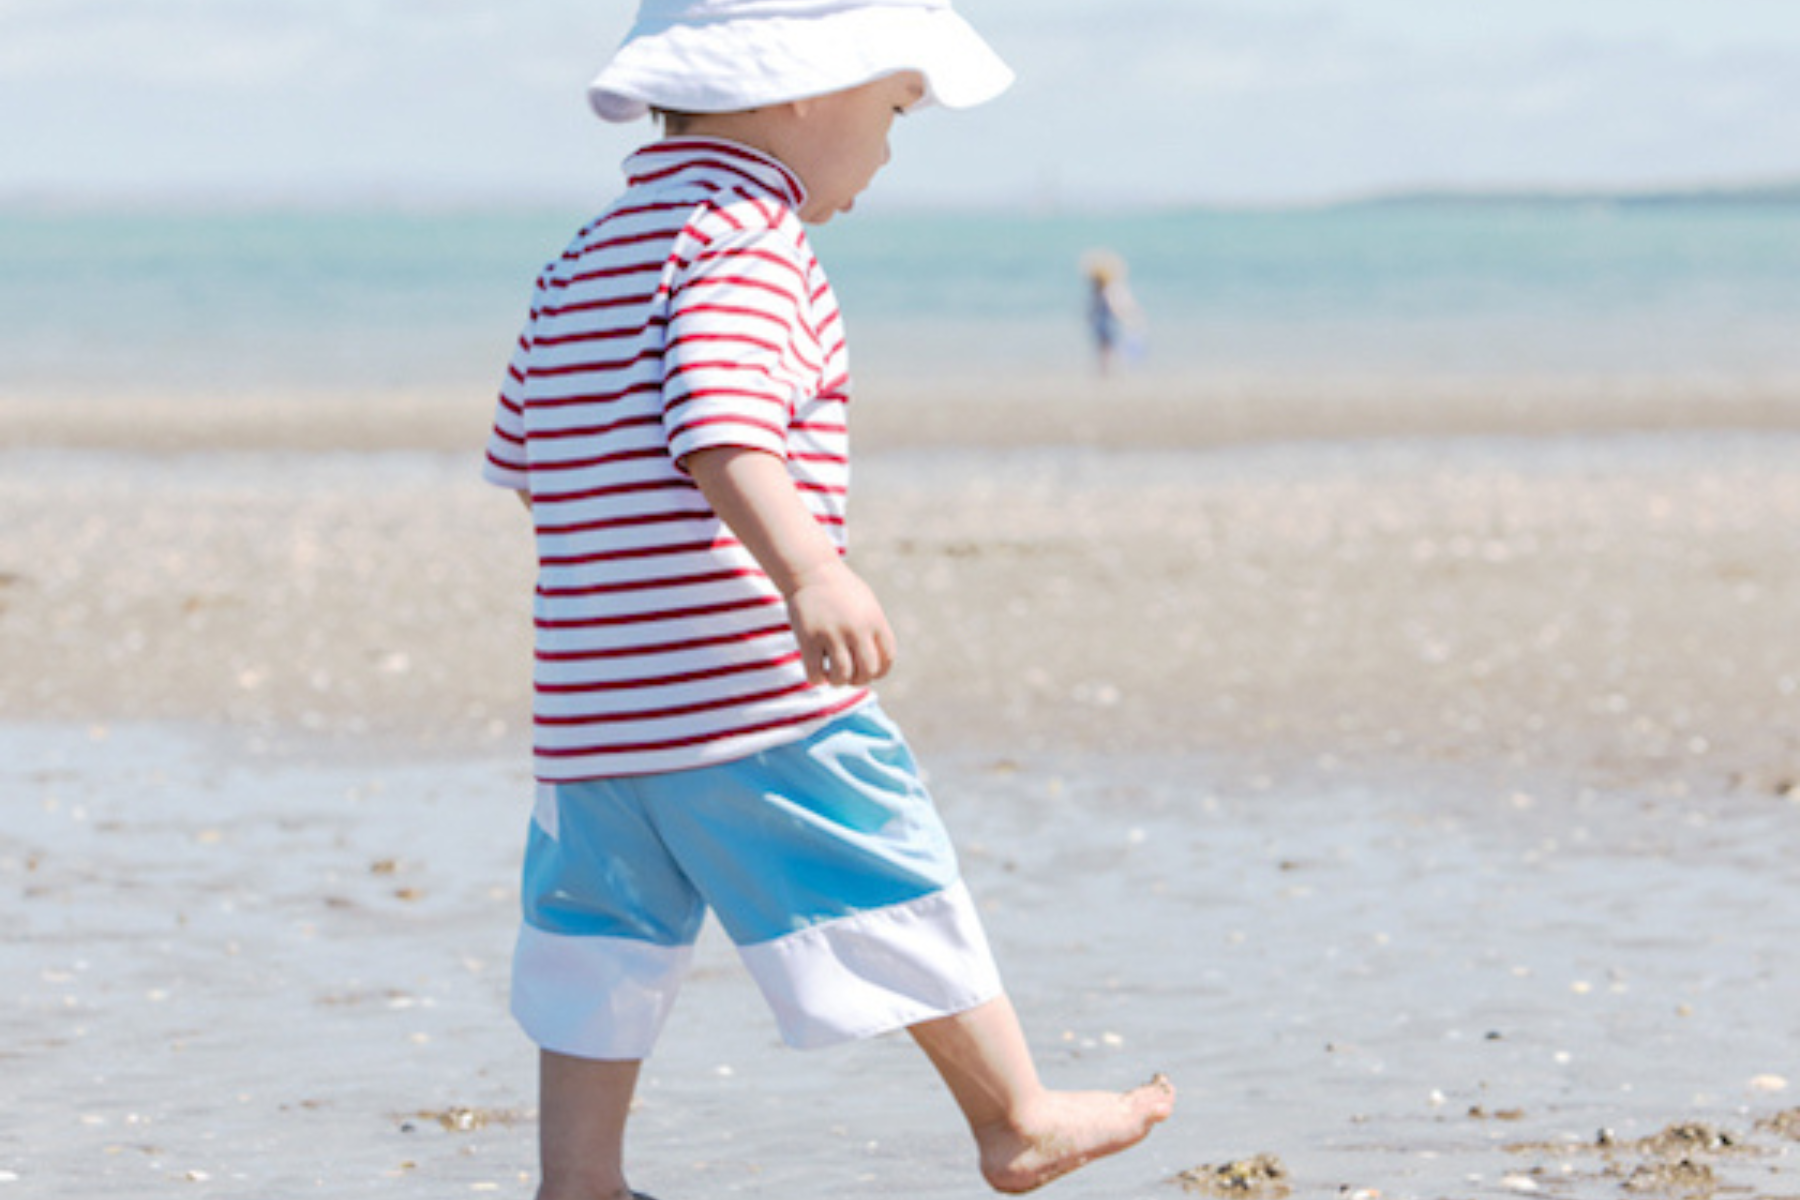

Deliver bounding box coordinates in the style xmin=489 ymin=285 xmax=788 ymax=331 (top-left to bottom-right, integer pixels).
xmin=974 ymin=1074 xmax=1176 ymax=1194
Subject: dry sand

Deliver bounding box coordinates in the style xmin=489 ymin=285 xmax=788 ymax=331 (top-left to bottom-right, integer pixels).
xmin=5 ymin=381 xmax=1800 ymax=1198
xmin=4 ymin=381 xmax=1798 ymax=793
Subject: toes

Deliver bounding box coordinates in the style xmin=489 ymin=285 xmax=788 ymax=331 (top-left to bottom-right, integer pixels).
xmin=1135 ymin=1074 xmax=1177 ymax=1117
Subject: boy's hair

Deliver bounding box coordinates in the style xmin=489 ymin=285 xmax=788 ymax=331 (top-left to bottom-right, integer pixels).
xmin=649 ymin=107 xmax=701 ymax=135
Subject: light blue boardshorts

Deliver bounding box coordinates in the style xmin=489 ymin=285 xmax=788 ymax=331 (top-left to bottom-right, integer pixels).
xmin=512 ymin=703 xmax=1003 ymax=1059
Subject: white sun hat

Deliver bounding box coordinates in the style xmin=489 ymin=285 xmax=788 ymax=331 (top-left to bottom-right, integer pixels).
xmin=587 ymin=0 xmax=1014 ymax=123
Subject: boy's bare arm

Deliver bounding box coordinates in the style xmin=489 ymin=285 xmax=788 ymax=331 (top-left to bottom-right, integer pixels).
xmin=684 ymin=446 xmax=895 ymax=688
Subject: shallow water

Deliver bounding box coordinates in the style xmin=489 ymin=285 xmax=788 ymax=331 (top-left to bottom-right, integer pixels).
xmin=7 ymin=202 xmax=1800 ymax=395
xmin=6 ymin=723 xmax=1798 ymax=1197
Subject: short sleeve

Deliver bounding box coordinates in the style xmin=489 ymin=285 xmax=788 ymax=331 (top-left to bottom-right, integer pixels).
xmin=661 ymin=213 xmax=824 ymax=468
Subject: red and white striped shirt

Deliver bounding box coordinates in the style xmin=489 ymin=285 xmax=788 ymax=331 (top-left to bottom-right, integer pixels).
xmin=483 ymin=139 xmax=869 ymax=781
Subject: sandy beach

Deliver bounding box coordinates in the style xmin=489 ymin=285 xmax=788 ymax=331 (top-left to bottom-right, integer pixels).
xmin=5 ymin=380 xmax=1800 ymax=1198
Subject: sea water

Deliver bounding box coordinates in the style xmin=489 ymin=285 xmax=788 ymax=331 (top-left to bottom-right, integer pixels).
xmin=2 ymin=200 xmax=1798 ymax=398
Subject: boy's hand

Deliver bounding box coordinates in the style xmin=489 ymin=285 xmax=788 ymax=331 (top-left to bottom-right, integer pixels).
xmin=784 ymin=558 xmax=896 ymax=687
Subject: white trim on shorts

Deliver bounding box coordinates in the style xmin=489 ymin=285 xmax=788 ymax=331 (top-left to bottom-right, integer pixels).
xmin=515 ymin=881 xmax=1000 ymax=1058
xmin=513 ymin=926 xmax=694 ymax=1060
xmin=739 ymin=880 xmax=1001 ymax=1049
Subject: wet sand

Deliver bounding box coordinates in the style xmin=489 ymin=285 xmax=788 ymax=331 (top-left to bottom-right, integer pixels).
xmin=4 ymin=382 xmax=1800 ymax=1197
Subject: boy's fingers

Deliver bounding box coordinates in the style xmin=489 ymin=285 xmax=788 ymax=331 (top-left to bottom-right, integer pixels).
xmin=799 ymin=617 xmax=896 ymax=688
xmin=856 ymin=629 xmax=893 ymax=685
xmin=801 ymin=634 xmax=832 ymax=684
xmin=820 ymin=632 xmax=852 ymax=686
xmin=874 ymin=624 xmax=897 ymax=677
xmin=840 ymin=634 xmax=865 ymax=687
xmin=823 ymin=634 xmax=880 ymax=687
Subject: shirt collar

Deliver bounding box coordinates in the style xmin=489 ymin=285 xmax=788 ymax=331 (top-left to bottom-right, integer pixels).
xmin=624 ymin=137 xmax=809 ymax=211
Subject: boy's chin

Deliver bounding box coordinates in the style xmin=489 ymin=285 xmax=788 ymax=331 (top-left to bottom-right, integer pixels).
xmin=803 ymin=197 xmax=857 ymax=225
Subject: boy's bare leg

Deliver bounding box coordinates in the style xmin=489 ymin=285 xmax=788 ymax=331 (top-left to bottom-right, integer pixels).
xmin=537 ymin=1050 xmax=642 ymax=1200
xmin=909 ymin=995 xmax=1176 ymax=1194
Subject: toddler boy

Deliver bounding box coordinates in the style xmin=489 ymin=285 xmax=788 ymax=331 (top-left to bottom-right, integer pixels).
xmin=483 ymin=3 xmax=1175 ymax=1196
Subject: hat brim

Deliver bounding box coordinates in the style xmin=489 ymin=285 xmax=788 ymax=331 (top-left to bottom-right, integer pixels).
xmin=587 ymin=6 xmax=1014 ymax=123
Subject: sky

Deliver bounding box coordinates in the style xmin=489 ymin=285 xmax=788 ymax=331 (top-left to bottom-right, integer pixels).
xmin=3 ymin=0 xmax=1799 ymax=209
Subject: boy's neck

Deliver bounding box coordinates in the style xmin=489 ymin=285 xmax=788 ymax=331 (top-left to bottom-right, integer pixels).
xmin=669 ymin=107 xmax=795 ymax=167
